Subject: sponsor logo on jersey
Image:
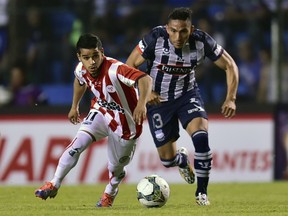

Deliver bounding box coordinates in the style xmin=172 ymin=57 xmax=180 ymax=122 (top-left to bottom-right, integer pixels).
xmin=106 ymin=85 xmax=116 ymax=93
xmin=157 ymin=64 xmax=194 ymax=75
xmin=97 ymin=98 xmax=125 ymax=113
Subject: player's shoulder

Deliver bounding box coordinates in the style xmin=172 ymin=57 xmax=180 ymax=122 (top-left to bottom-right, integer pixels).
xmin=191 ymin=28 xmax=219 ymax=48
xmin=104 ymin=56 xmax=130 ymax=74
xmin=147 ymin=25 xmax=167 ymax=39
xmin=105 ymin=56 xmax=142 ymax=74
xmin=141 ymin=25 xmax=167 ymax=50
xmin=105 ymin=56 xmax=124 ymax=67
xmin=74 ymin=62 xmax=87 ymax=78
xmin=75 ymin=62 xmax=83 ymax=71
xmin=74 ymin=62 xmax=86 ymax=75
xmin=191 ymin=29 xmax=210 ymax=41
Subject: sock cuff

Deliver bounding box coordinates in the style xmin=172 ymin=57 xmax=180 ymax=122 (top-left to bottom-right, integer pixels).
xmin=192 ymin=130 xmax=208 ymax=138
xmin=160 ymin=155 xmax=178 ymax=167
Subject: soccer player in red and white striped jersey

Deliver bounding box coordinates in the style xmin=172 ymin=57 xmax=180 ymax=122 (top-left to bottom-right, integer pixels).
xmin=35 ymin=33 xmax=152 ymax=207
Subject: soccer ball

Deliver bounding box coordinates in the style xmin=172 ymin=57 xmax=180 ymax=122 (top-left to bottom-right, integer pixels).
xmin=136 ymin=174 xmax=170 ymax=208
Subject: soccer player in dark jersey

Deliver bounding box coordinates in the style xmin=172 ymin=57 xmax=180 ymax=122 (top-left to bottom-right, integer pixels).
xmin=126 ymin=7 xmax=239 ymax=205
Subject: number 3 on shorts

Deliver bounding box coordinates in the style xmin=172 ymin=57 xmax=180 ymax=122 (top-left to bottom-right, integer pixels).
xmin=152 ymin=113 xmax=163 ymax=129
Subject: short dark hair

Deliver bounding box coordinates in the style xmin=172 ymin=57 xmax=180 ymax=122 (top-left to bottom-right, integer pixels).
xmin=76 ymin=33 xmax=103 ymax=54
xmin=168 ymin=7 xmax=192 ymax=22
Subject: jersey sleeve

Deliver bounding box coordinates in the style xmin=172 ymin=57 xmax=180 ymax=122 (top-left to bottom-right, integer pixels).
xmin=74 ymin=62 xmax=86 ymax=85
xmin=117 ymin=64 xmax=147 ymax=87
xmin=194 ymin=30 xmax=224 ymax=62
xmin=137 ymin=26 xmax=164 ymax=60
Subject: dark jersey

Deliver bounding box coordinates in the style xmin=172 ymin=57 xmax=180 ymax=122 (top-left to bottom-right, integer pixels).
xmin=137 ymin=26 xmax=223 ymax=101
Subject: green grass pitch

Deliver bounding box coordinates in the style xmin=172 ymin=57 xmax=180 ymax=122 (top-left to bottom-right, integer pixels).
xmin=0 ymin=182 xmax=287 ymax=216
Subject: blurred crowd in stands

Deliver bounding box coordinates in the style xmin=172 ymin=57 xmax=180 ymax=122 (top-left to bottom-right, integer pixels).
xmin=0 ymin=0 xmax=287 ymax=106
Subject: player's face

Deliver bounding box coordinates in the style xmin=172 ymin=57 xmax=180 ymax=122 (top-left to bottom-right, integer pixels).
xmin=166 ymin=19 xmax=193 ymax=49
xmin=77 ymin=48 xmax=104 ymax=77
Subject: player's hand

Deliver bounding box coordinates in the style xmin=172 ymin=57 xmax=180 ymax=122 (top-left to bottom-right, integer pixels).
xmin=147 ymin=91 xmax=161 ymax=105
xmin=221 ymin=99 xmax=236 ymax=118
xmin=68 ymin=108 xmax=81 ymax=124
xmin=133 ymin=103 xmax=147 ymax=125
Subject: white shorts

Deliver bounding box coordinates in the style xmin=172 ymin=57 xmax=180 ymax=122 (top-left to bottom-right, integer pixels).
xmin=79 ymin=109 xmax=137 ymax=168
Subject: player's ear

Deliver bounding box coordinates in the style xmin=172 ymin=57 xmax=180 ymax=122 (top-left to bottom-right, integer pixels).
xmin=77 ymin=53 xmax=81 ymax=61
xmin=165 ymin=24 xmax=170 ymax=34
xmin=190 ymin=25 xmax=195 ymax=34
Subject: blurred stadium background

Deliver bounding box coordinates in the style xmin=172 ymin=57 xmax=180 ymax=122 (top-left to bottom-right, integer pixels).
xmin=0 ymin=0 xmax=288 ymax=185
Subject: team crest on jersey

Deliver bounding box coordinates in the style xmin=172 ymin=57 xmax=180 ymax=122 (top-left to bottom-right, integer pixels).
xmin=162 ymin=48 xmax=170 ymax=56
xmin=106 ymin=85 xmax=116 ymax=93
xmin=155 ymin=129 xmax=165 ymax=141
xmin=80 ymin=69 xmax=86 ymax=75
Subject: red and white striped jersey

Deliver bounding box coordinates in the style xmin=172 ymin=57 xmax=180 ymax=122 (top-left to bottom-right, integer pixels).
xmin=74 ymin=56 xmax=147 ymax=140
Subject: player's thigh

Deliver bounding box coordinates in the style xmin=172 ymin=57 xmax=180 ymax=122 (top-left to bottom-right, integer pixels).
xmin=107 ymin=133 xmax=137 ymax=166
xmin=79 ymin=109 xmax=109 ymax=140
xmin=147 ymin=104 xmax=180 ymax=147
xmin=178 ymin=90 xmax=208 ymax=131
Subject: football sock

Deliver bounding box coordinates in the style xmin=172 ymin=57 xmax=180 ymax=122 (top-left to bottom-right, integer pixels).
xmin=192 ymin=130 xmax=212 ymax=196
xmin=160 ymin=152 xmax=187 ymax=168
xmin=104 ymin=167 xmax=127 ymax=195
xmin=51 ymin=131 xmax=93 ymax=188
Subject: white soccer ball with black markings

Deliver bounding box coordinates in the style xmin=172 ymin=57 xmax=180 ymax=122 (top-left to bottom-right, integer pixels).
xmin=136 ymin=174 xmax=170 ymax=208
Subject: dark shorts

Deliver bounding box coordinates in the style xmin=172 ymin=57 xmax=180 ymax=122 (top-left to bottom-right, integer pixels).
xmin=147 ymin=89 xmax=208 ymax=147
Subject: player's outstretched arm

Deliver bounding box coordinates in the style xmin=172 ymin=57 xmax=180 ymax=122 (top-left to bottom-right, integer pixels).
xmin=214 ymin=50 xmax=239 ymax=118
xmin=126 ymin=46 xmax=146 ymax=68
xmin=68 ymin=78 xmax=87 ymax=124
xmin=126 ymin=46 xmax=162 ymax=105
xmin=133 ymin=75 xmax=152 ymax=125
